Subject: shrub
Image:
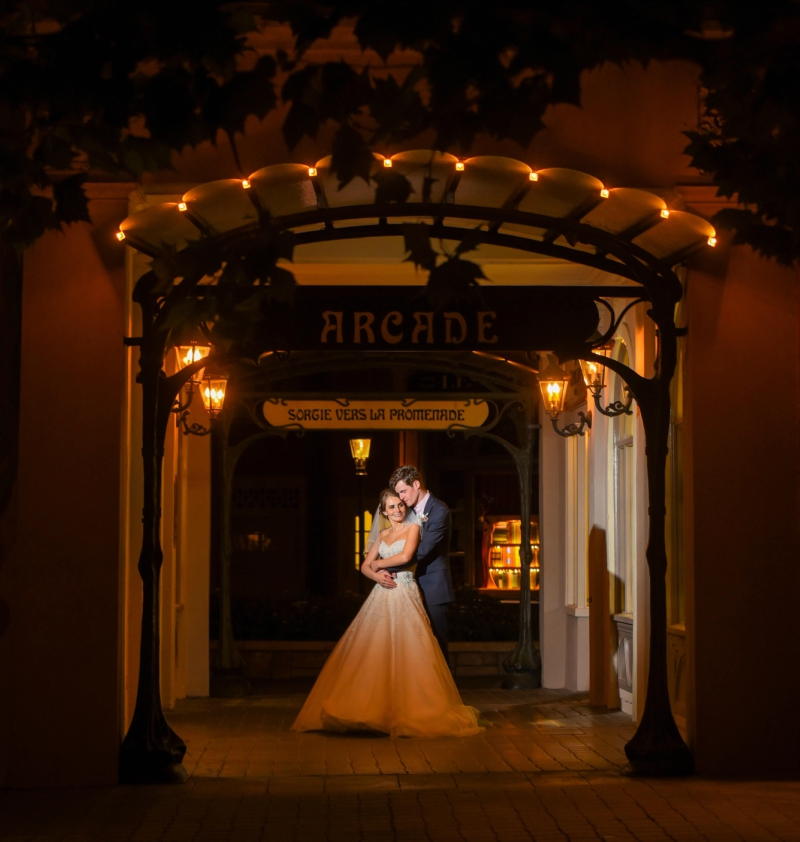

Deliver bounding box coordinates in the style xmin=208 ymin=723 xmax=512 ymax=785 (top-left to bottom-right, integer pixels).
xmin=210 ymin=586 xmax=535 ymax=642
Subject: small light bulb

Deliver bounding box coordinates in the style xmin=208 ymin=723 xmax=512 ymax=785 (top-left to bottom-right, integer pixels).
xmin=708 ymin=236 xmax=717 ymax=247
xmin=308 ymin=167 xmax=317 ymax=177
xmin=178 ymin=202 xmax=187 ymax=212
xmin=455 ymin=161 xmax=465 ymax=171
xmin=242 ymin=179 xmax=251 ymax=189
xmin=383 ymin=158 xmax=392 ymax=168
xmin=116 ymin=230 xmax=126 ymax=241
xmin=600 ymin=188 xmax=610 ymax=199
xmin=661 ymin=209 xmax=670 ymax=218
xmin=529 ymin=172 xmax=539 ymax=181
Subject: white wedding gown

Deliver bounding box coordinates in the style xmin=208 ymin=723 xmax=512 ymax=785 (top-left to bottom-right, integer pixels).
xmin=291 ymin=539 xmax=482 ymax=738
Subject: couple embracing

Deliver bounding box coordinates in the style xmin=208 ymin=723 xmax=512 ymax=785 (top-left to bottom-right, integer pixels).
xmin=292 ymin=466 xmax=481 ymax=738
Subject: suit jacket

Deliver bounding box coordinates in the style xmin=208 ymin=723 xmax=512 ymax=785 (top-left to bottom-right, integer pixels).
xmin=387 ymin=493 xmax=455 ymax=606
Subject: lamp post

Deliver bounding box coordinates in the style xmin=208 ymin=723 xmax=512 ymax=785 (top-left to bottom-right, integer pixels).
xmin=536 ymin=359 xmax=592 ymax=438
xmin=119 ymin=312 xmax=228 ymax=783
xmin=349 ymin=438 xmax=371 ymax=564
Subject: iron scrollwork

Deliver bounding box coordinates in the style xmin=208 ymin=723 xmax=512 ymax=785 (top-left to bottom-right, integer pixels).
xmin=551 ymin=410 xmax=592 ymax=437
xmin=171 ymin=387 xmax=211 ymax=436
xmin=593 ymin=388 xmax=633 ymax=418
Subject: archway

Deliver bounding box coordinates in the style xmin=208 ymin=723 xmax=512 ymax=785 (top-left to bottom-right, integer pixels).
xmin=118 ymin=151 xmax=716 ymax=782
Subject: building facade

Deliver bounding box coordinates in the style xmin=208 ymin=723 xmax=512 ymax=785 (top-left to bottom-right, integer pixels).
xmin=0 ymin=47 xmax=798 ymax=787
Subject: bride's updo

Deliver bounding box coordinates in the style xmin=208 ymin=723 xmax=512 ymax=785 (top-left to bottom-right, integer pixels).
xmin=378 ymin=487 xmax=405 ymax=516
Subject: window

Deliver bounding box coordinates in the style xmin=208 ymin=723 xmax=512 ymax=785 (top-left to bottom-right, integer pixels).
xmin=566 ymin=432 xmax=588 ymax=607
xmin=666 ymin=305 xmax=686 ymax=625
xmin=354 ymin=509 xmax=373 ymax=570
xmin=612 ymin=340 xmax=635 ymax=614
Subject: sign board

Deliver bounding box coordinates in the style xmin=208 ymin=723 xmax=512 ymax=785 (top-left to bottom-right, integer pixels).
xmin=262 ymin=399 xmax=491 ymax=430
xmin=256 ymin=286 xmax=600 ymax=353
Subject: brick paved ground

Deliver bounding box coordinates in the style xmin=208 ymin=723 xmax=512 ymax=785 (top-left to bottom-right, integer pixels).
xmin=1 ymin=680 xmax=798 ymax=842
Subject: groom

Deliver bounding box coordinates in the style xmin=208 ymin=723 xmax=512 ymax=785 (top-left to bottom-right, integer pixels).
xmin=381 ymin=465 xmax=454 ymax=661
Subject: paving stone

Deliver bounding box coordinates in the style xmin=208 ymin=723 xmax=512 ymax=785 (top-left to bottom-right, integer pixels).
xmin=2 ymin=683 xmax=799 ymax=841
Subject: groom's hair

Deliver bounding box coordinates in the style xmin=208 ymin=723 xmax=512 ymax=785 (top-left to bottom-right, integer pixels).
xmin=390 ymin=465 xmax=423 ymax=489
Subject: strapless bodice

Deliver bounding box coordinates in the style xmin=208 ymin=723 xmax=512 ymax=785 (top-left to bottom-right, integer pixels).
xmin=377 ymin=539 xmax=414 ymax=585
xmin=378 ymin=539 xmax=406 ymax=558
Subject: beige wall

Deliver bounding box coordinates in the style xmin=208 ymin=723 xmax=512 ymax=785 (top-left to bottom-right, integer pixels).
xmin=684 ymin=244 xmax=800 ymax=776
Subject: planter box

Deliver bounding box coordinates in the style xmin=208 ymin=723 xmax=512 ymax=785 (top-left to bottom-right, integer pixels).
xmin=210 ymin=640 xmax=535 ymax=679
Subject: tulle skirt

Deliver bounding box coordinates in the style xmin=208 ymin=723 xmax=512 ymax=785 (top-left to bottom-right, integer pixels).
xmin=291 ymin=573 xmax=482 ymax=738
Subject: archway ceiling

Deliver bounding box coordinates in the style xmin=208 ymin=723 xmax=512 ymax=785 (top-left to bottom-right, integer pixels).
xmin=120 ymin=150 xmax=716 ymax=289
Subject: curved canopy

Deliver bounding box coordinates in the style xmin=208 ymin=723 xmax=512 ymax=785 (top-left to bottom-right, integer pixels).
xmin=119 ymin=150 xmax=716 ymax=290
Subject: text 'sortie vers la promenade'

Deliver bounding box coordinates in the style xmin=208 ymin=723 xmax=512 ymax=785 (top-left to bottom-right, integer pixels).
xmin=262 ymin=399 xmax=491 ymax=430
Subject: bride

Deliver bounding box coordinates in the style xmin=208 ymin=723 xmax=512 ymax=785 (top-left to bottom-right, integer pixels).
xmin=291 ymin=488 xmax=481 ymax=738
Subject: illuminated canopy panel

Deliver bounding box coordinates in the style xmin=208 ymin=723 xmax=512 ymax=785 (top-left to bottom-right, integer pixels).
xmin=119 ymin=150 xmax=716 ymax=294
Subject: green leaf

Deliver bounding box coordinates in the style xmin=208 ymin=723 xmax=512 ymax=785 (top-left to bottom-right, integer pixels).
xmin=402 ymin=223 xmax=438 ymax=271
xmin=330 ymin=124 xmax=374 ymax=187
xmin=52 ymin=175 xmax=91 ymax=226
xmin=454 ymin=226 xmax=485 ymax=257
xmin=267 ymin=265 xmax=297 ymax=304
xmin=426 ymin=257 xmax=487 ymax=311
xmin=372 ymin=169 xmax=413 ymax=204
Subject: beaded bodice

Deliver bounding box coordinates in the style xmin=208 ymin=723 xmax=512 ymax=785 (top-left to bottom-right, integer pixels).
xmin=378 ymin=539 xmax=406 ymax=558
xmin=377 ymin=539 xmax=414 ymax=584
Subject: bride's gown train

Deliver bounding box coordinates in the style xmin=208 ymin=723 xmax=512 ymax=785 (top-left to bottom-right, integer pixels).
xmin=291 ymin=539 xmax=482 ymax=738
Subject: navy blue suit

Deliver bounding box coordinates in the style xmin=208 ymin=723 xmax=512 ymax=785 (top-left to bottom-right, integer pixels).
xmin=388 ymin=493 xmax=454 ymax=660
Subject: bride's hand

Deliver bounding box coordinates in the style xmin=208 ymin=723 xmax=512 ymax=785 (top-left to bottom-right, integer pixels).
xmin=375 ymin=569 xmax=397 ymax=589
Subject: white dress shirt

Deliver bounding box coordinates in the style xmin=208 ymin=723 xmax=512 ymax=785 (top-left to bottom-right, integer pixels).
xmin=415 ymin=491 xmax=431 ymax=517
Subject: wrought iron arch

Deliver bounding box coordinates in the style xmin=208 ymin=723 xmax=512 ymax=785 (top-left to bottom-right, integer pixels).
xmin=120 ymin=155 xmax=708 ymax=782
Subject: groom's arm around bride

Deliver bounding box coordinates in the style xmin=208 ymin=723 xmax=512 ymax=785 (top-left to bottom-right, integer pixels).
xmin=391 ymin=466 xmax=455 ymax=661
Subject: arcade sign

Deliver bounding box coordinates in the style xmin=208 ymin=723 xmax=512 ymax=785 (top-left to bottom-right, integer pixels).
xmin=256 ymin=286 xmax=600 ymax=353
xmin=262 ymin=399 xmax=490 ymax=430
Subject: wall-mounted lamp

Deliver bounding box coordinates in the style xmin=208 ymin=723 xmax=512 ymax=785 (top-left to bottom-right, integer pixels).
xmin=200 ymin=373 xmax=228 ymax=419
xmin=170 ymin=347 xmax=227 ymax=435
xmin=175 ymin=342 xmax=211 ymax=391
xmin=536 ymin=360 xmax=591 ymax=438
xmin=579 ymin=345 xmax=633 ymax=418
xmin=349 ymin=438 xmax=372 ymax=476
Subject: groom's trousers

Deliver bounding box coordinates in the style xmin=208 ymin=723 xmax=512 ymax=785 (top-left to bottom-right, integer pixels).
xmin=427 ymin=603 xmax=450 ymax=665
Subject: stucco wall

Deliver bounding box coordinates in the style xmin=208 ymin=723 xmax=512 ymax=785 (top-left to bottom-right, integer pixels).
xmin=2 ymin=189 xmax=129 ymax=787
xmin=685 ymin=245 xmax=800 ymax=776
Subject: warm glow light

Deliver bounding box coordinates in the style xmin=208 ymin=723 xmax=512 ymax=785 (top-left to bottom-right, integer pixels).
xmin=383 ymin=158 xmax=392 ymax=168
xmin=349 ymin=438 xmax=372 ymax=476
xmin=537 ymin=360 xmax=570 ymax=419
xmin=176 ymin=342 xmax=211 ymax=370
xmin=116 ymin=230 xmax=126 ymax=241
xmin=175 ymin=343 xmax=211 ymax=391
xmin=708 ymin=236 xmax=717 ymax=247
xmin=242 ymin=179 xmax=251 ymax=189
xmin=178 ymin=202 xmax=187 ymax=212
xmin=661 ymin=209 xmax=670 ymax=218
xmin=200 ymin=374 xmax=227 ymax=418
xmin=349 ymin=438 xmax=372 ymax=460
xmin=529 ymin=172 xmax=539 ymax=181
xmin=455 ymin=161 xmax=465 ymax=171
xmin=308 ymin=167 xmax=317 ymax=177
xmin=578 ymin=344 xmax=612 ymax=395
xmin=600 ymin=188 xmax=610 ymax=198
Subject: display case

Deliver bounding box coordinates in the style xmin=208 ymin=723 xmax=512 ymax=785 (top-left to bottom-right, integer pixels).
xmin=482 ymin=516 xmax=540 ymax=594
